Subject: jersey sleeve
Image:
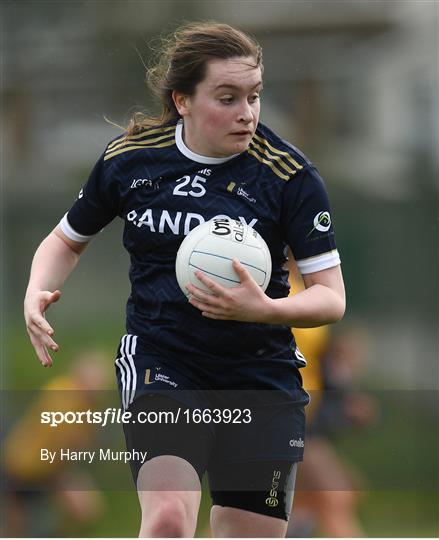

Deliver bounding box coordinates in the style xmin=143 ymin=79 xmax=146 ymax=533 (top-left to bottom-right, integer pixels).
xmin=281 ymin=166 xmax=341 ymax=274
xmin=59 ymin=151 xmax=119 ymax=242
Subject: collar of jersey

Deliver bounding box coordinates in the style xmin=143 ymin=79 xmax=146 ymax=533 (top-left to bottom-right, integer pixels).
xmin=175 ymin=120 xmax=240 ymax=164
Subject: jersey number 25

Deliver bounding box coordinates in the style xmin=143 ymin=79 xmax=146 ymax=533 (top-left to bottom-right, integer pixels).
xmin=173 ymin=175 xmax=207 ymax=198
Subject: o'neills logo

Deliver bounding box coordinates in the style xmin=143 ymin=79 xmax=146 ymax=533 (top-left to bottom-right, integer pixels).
xmin=289 ymin=438 xmax=304 ymax=448
xmin=265 ymin=470 xmax=281 ymax=507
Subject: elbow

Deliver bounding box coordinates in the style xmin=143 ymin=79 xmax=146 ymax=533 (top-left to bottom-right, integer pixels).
xmin=321 ymin=290 xmax=346 ymax=325
xmin=331 ymin=295 xmax=346 ymax=323
xmin=333 ymin=306 xmax=346 ymax=323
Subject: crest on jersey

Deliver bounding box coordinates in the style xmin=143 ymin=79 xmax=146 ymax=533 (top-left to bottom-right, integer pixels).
xmin=226 ymin=181 xmax=257 ymax=204
xmin=307 ymin=211 xmax=331 ymax=236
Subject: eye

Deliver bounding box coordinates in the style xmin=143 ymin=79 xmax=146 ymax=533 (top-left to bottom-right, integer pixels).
xmin=219 ymin=96 xmax=234 ymax=105
xmin=249 ymin=94 xmax=260 ymax=103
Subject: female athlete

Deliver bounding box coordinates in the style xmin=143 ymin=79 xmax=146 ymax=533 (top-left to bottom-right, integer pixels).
xmin=24 ymin=22 xmax=345 ymax=538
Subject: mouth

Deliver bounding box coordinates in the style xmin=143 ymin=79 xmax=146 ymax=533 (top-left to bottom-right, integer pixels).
xmin=231 ymin=131 xmax=252 ymax=136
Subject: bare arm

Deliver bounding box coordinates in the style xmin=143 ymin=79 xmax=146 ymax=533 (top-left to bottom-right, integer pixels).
xmin=266 ymin=264 xmax=345 ymax=327
xmin=186 ymin=261 xmax=345 ymax=327
xmin=24 ymin=226 xmax=89 ymax=367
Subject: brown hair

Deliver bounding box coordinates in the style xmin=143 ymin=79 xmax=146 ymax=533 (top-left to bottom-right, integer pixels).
xmin=126 ymin=21 xmax=263 ymax=135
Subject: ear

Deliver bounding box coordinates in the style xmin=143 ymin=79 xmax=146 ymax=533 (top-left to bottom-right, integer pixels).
xmin=172 ymin=90 xmax=190 ymax=117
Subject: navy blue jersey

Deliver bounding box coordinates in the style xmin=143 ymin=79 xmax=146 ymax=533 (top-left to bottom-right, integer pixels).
xmin=60 ymin=120 xmax=340 ymax=372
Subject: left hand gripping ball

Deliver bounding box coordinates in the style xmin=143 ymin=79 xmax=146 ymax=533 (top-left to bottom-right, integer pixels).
xmin=176 ymin=217 xmax=272 ymax=296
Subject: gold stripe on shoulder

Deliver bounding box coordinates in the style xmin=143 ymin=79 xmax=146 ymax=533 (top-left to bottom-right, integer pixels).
xmin=249 ymin=141 xmax=298 ymax=176
xmin=247 ymin=148 xmax=290 ymax=181
xmin=253 ymin=134 xmax=303 ymax=170
xmin=104 ymin=138 xmax=175 ymax=161
xmin=106 ymin=131 xmax=175 ymax=155
xmin=106 ymin=125 xmax=176 ymax=151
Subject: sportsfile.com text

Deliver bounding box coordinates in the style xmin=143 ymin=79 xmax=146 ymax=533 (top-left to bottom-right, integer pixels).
xmin=41 ymin=407 xmax=253 ymax=427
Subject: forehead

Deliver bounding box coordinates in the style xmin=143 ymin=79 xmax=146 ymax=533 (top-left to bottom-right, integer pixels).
xmin=202 ymin=57 xmax=262 ymax=91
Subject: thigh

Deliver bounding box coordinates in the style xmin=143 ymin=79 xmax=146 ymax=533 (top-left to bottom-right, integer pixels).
xmin=125 ymin=395 xmax=208 ymax=537
xmin=123 ymin=393 xmax=213 ymax=486
xmin=207 ymin=391 xmax=304 ymax=521
xmin=114 ymin=336 xmax=214 ymax=486
xmin=209 ymin=460 xmax=298 ymax=521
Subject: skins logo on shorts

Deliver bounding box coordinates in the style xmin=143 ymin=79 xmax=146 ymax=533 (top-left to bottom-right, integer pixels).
xmin=265 ymin=470 xmax=281 ymax=507
xmin=307 ymin=211 xmax=331 ymax=236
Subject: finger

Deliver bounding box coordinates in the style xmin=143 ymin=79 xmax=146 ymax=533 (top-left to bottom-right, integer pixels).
xmin=186 ymin=285 xmax=216 ymax=304
xmin=194 ymin=271 xmax=227 ymax=296
xmin=28 ymin=316 xmax=55 ymax=340
xmin=39 ymin=290 xmax=61 ymax=312
xmin=36 ymin=318 xmax=55 ymax=336
xmin=201 ymin=311 xmax=229 ymax=320
xmin=188 ymin=296 xmax=213 ymax=311
xmin=186 ymin=283 xmax=205 ymax=297
xmin=29 ymin=327 xmax=59 ymax=353
xmin=188 ymin=296 xmax=225 ymax=314
xmin=232 ymin=259 xmax=251 ymax=282
xmin=51 ymin=290 xmax=62 ymax=303
xmin=28 ymin=311 xmax=53 ymax=333
xmin=44 ymin=335 xmax=59 ymax=351
xmin=188 ymin=293 xmax=209 ymax=305
xmin=31 ymin=336 xmax=53 ymax=367
xmin=37 ymin=344 xmax=53 ymax=367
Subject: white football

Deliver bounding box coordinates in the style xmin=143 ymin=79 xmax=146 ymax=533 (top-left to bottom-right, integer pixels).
xmin=175 ymin=217 xmax=272 ymax=296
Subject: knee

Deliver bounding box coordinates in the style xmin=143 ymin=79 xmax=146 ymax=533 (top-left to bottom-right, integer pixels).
xmin=141 ymin=496 xmax=189 ymax=538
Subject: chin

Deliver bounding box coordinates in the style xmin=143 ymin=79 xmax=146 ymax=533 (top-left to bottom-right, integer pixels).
xmin=229 ymin=140 xmax=250 ymax=154
xmin=235 ymin=142 xmax=250 ymax=154
xmin=214 ymin=138 xmax=250 ymax=157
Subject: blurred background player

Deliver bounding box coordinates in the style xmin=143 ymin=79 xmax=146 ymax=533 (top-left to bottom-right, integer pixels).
xmin=2 ymin=350 xmax=110 ymax=537
xmin=286 ymin=257 xmax=378 ymax=537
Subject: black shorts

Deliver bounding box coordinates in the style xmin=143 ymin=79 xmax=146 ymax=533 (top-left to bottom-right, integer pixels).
xmin=115 ymin=335 xmax=307 ymax=520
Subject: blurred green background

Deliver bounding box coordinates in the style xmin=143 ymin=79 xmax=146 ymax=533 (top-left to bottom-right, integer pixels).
xmin=1 ymin=0 xmax=438 ymax=537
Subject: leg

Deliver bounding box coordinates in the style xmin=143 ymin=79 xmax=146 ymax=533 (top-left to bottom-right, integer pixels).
xmin=123 ymin=393 xmax=212 ymax=538
xmin=209 ymin=462 xmax=298 ymax=538
xmin=210 ymin=505 xmax=287 ymax=538
xmin=314 ymin=490 xmax=364 ymax=538
xmin=293 ymin=437 xmax=365 ymax=537
xmin=137 ymin=455 xmax=201 ymax=538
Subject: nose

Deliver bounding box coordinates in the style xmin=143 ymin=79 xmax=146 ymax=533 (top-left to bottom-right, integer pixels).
xmin=237 ymin=100 xmax=253 ymax=124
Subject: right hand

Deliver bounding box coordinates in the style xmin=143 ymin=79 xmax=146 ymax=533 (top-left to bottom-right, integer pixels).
xmin=24 ymin=290 xmax=61 ymax=367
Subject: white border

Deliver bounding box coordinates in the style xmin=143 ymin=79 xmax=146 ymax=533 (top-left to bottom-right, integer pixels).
xmin=59 ymin=213 xmax=96 ymax=243
xmin=296 ymin=250 xmax=341 ymax=274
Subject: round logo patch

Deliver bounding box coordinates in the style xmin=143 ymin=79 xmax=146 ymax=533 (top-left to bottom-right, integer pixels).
xmin=313 ymin=211 xmax=331 ymax=232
